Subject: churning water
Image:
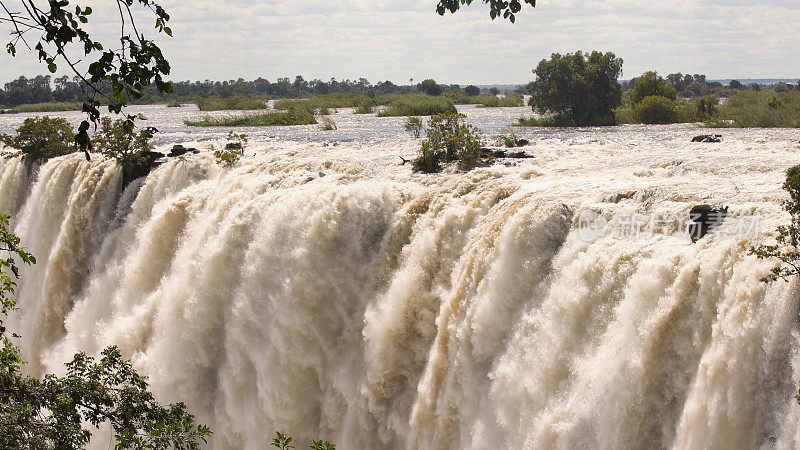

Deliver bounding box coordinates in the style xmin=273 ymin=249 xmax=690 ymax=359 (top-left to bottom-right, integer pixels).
xmin=2 ymin=104 xmax=800 ymax=449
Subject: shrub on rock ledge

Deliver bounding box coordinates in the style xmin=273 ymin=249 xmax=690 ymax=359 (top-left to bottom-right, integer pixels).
xmin=412 ymin=112 xmax=482 ymax=173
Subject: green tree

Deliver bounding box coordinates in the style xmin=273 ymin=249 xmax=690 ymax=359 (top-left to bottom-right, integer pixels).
xmin=436 ymin=0 xmax=536 ymax=22
xmin=634 ymin=95 xmax=679 ymax=124
xmin=630 ymin=71 xmax=677 ymax=105
xmin=418 ymin=79 xmax=443 ymax=96
xmin=0 ymin=214 xmax=211 ymax=448
xmin=93 ymin=117 xmax=157 ymax=176
xmin=404 ymin=117 xmax=425 ymax=138
xmin=0 ymin=116 xmax=74 ymax=163
xmin=752 ymin=165 xmax=800 ymax=281
xmin=666 ymin=73 xmax=686 ymax=93
xmin=526 ymin=50 xmax=623 ymax=126
xmin=1 ymin=75 xmax=52 ymax=106
xmin=694 ymin=95 xmax=719 ymax=119
xmin=1 ymin=0 xmax=174 ymax=154
xmin=412 ymin=112 xmax=482 ymax=172
xmin=464 ymin=85 xmax=481 ymax=97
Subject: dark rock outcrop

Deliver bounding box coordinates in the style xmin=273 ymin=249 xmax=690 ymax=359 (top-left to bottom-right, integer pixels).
xmin=122 ymin=151 xmax=165 ymax=187
xmin=691 ymin=134 xmax=722 ymax=143
xmin=688 ymin=204 xmax=728 ymax=242
xmin=480 ymin=147 xmax=534 ymax=159
xmin=167 ymin=144 xmax=200 ymax=157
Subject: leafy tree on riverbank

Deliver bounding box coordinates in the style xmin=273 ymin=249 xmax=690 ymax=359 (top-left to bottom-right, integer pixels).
xmin=0 ymin=214 xmax=212 ymax=448
xmin=629 ymin=71 xmax=677 ymax=105
xmin=418 ymin=79 xmax=443 ymax=96
xmin=0 ymin=116 xmax=74 ymax=164
xmin=464 ymin=85 xmax=481 ymax=97
xmin=526 ymin=51 xmax=623 ymax=126
xmin=634 ymin=96 xmax=680 ymax=124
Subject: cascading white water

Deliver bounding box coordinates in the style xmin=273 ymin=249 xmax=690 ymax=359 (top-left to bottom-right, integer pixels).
xmin=2 ymin=128 xmax=800 ymax=449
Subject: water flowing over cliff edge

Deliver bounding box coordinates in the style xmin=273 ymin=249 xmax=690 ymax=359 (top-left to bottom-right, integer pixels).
xmin=2 ymin=118 xmax=800 ymax=448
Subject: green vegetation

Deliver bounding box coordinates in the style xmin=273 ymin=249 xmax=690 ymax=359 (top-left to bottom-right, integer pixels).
xmin=495 ymin=127 xmax=523 ymax=147
xmin=612 ymin=106 xmax=636 ymax=125
xmin=752 ymin=165 xmax=800 ymax=281
xmin=614 ymin=70 xmax=799 ymax=126
xmin=0 ymin=214 xmax=211 ymax=448
xmin=634 ymin=95 xmax=680 ymax=124
xmin=378 ymin=95 xmax=457 ymax=117
xmin=440 ymin=92 xmax=522 ymax=107
xmin=442 ymin=92 xmax=479 ymax=104
xmin=0 ymin=116 xmax=75 ymax=163
xmin=412 ymin=112 xmax=482 ymax=173
xmin=185 ymin=109 xmax=317 ymax=127
xmin=404 ymin=117 xmax=425 ymax=138
xmin=196 ymin=95 xmax=267 ymax=111
xmin=320 ymin=117 xmax=337 ymax=130
xmin=274 ymin=93 xmax=374 ymax=112
xmin=464 ymin=85 xmax=481 ymax=97
xmin=477 ymin=94 xmax=524 ymax=107
xmin=527 ymin=51 xmax=623 ymax=126
xmin=0 ymin=0 xmax=174 ymax=153
xmin=417 ymin=79 xmax=443 ymax=96
xmin=0 ymin=101 xmax=83 ymax=114
xmin=747 ymin=169 xmax=800 ymax=401
xmin=93 ymin=117 xmax=158 ymax=179
xmin=628 ymin=71 xmax=677 ymax=105
xmin=436 ymin=0 xmax=536 ymax=22
xmin=353 ymin=104 xmax=373 ymax=114
xmin=271 ymin=431 xmax=335 ymax=450
xmin=213 ymin=131 xmax=247 ymax=167
xmin=706 ymin=90 xmax=800 ymax=128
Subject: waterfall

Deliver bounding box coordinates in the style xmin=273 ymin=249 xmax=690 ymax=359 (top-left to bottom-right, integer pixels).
xmin=2 ymin=144 xmax=799 ymax=449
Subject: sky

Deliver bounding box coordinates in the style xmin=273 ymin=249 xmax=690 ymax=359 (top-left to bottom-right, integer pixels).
xmin=1 ymin=0 xmax=799 ymax=85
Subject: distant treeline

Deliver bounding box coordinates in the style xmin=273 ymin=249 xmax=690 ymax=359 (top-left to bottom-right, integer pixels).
xmin=620 ymin=73 xmax=799 ymax=98
xmin=0 ymin=75 xmax=497 ymax=109
xmin=1 ymin=73 xmax=796 ymax=111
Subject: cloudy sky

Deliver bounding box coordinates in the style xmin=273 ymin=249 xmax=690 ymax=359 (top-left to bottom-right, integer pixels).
xmin=1 ymin=0 xmax=799 ymax=85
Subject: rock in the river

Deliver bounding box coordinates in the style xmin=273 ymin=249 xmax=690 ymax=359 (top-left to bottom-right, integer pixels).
xmin=688 ymin=204 xmax=728 ymax=242
xmin=123 ymin=151 xmax=165 ymax=186
xmin=691 ymin=134 xmax=722 ymax=143
xmin=480 ymin=147 xmax=534 ymax=159
xmin=168 ymin=144 xmax=200 ymax=157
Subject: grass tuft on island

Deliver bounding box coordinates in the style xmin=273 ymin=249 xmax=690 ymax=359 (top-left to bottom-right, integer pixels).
xmin=377 ymin=95 xmax=457 ymax=117
xmin=196 ymin=95 xmax=267 ymax=111
xmin=274 ymin=93 xmax=371 ymax=111
xmin=185 ymin=109 xmax=317 ymax=127
xmin=0 ymin=102 xmax=83 ymax=114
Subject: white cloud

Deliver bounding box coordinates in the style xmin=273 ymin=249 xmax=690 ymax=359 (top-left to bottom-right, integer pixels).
xmin=1 ymin=0 xmax=798 ymax=85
